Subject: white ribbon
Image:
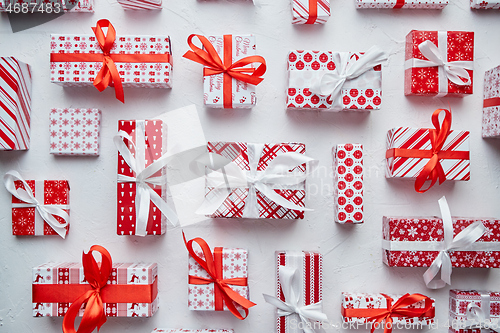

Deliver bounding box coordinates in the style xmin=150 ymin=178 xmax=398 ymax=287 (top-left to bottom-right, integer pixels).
xmin=196 ymin=143 xmax=318 ymax=218
xmin=263 ymin=265 xmax=328 ymax=333
xmin=3 ymin=170 xmax=69 ymax=238
xmin=463 ymin=293 xmax=500 ymax=332
xmin=114 ymin=120 xmax=179 ymax=236
xmin=309 ymin=46 xmax=388 ymax=111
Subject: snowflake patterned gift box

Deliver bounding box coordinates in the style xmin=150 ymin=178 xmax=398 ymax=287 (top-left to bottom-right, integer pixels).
xmin=404 ymin=30 xmax=474 ymax=97
xmin=50 ymin=19 xmax=172 ymax=103
xmin=291 ymin=0 xmax=330 ymax=24
xmin=49 ymin=108 xmax=101 ymax=156
xmin=152 ymin=329 xmax=234 ymax=333
xmin=471 ymin=0 xmax=500 ymax=9
xmin=355 ymin=0 xmax=447 ymax=9
xmin=0 ymin=0 xmax=94 ymax=12
xmin=449 ymin=290 xmax=500 ymax=333
xmin=482 ymin=65 xmax=500 ymax=138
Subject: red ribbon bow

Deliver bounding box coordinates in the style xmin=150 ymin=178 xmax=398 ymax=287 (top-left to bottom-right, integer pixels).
xmin=183 ymin=232 xmax=256 ymax=319
xmin=183 ymin=34 xmax=266 ymax=108
xmin=386 ymin=108 xmax=469 ymax=193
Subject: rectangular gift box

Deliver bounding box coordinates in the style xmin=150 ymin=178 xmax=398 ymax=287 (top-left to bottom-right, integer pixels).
xmin=449 ymin=290 xmax=500 ymax=333
xmin=188 ymin=247 xmax=248 ymax=311
xmin=50 ymin=33 xmax=172 ymax=89
xmin=117 ymin=0 xmax=162 ymax=10
xmin=482 ymin=65 xmax=500 ymax=138
xmin=355 ymin=0 xmax=447 ymax=8
xmin=385 ymin=126 xmax=470 ymax=181
xmin=287 ymin=50 xmax=383 ymax=111
xmin=382 ymin=217 xmax=500 ymax=267
xmin=117 ymin=119 xmax=167 ymax=235
xmin=291 ymin=0 xmax=330 ymax=24
xmin=0 ymin=0 xmax=94 ymax=12
xmin=333 ymin=144 xmax=363 ymax=224
xmin=0 ymin=57 xmax=32 ymax=150
xmin=404 ymin=30 xmax=474 ymax=96
xmin=152 ymin=330 xmax=233 ymax=333
xmin=471 ymin=0 xmax=500 ymax=8
xmin=11 ymin=179 xmax=69 ymax=236
xmin=275 ymin=251 xmax=323 ymax=333
xmin=32 ymin=262 xmax=158 ymax=317
xmin=49 ymin=108 xmax=101 ymax=156
xmin=204 ymin=142 xmax=307 ymax=219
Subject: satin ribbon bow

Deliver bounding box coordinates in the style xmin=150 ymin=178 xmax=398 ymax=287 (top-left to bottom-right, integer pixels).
xmin=3 ymin=170 xmax=69 ymax=238
xmin=183 ymin=34 xmax=266 ymax=108
xmin=183 ymin=232 xmax=256 ymax=320
xmin=62 ymin=245 xmax=111 ymax=333
xmin=423 ymin=196 xmax=486 ymax=289
xmin=309 ymin=46 xmax=388 ymax=111
xmin=465 ymin=295 xmax=500 ymax=332
xmin=263 ymin=265 xmax=328 ymax=333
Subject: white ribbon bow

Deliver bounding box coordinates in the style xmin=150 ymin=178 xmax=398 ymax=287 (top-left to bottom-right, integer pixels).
xmin=263 ymin=265 xmax=328 ymax=333
xmin=114 ymin=121 xmax=179 ymax=236
xmin=309 ymin=46 xmax=388 ymax=111
xmin=464 ymin=293 xmax=500 ymax=333
xmin=3 ymin=170 xmax=69 ymax=238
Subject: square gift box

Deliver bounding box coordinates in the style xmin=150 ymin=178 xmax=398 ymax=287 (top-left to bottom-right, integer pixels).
xmin=291 ymin=0 xmax=330 ymax=24
xmin=355 ymin=0 xmax=447 ymax=8
xmin=0 ymin=0 xmax=94 ymax=12
xmin=49 ymin=108 xmax=101 ymax=156
xmin=470 ymin=0 xmax=500 ymax=8
xmin=482 ymin=65 xmax=500 ymax=138
xmin=404 ymin=30 xmax=474 ymax=96
xmin=152 ymin=330 xmax=233 ymax=333
xmin=449 ymin=290 xmax=500 ymax=333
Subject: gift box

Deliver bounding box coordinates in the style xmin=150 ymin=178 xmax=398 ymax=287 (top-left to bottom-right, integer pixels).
xmin=117 ymin=0 xmax=162 ymax=10
xmin=287 ymin=49 xmax=385 ymax=111
xmin=471 ymin=0 xmax=500 ymax=8
xmin=0 ymin=0 xmax=94 ymax=12
xmin=0 ymin=57 xmax=32 ymax=150
xmin=200 ymin=142 xmax=313 ymax=219
xmin=183 ymin=34 xmax=266 ymax=109
xmin=482 ymin=65 xmax=500 ymax=138
xmin=404 ymin=30 xmax=474 ymax=96
xmin=50 ymin=20 xmax=172 ymax=103
xmin=333 ymin=144 xmax=363 ymax=224
xmin=355 ymin=0 xmax=447 ymax=8
xmin=386 ymin=109 xmax=470 ymax=193
xmin=49 ymin=108 xmax=101 ymax=156
xmin=152 ymin=330 xmax=233 ymax=333
xmin=449 ymin=290 xmax=500 ymax=333
xmin=291 ymin=0 xmax=330 ymax=24
xmin=341 ymin=293 xmax=435 ymax=326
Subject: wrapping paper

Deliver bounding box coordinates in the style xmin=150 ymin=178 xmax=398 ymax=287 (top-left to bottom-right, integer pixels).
xmin=11 ymin=179 xmax=69 ymax=236
xmin=0 ymin=0 xmax=94 ymax=12
xmin=287 ymin=50 xmax=382 ymax=110
xmin=333 ymin=144 xmax=363 ymax=224
xmin=355 ymin=0 xmax=447 ymax=8
xmin=291 ymin=0 xmax=330 ymax=24
xmin=449 ymin=290 xmax=500 ymax=333
xmin=117 ymin=119 xmax=167 ymax=235
xmin=118 ymin=0 xmax=162 ymax=9
xmin=32 ymin=262 xmax=158 ymax=317
xmin=482 ymin=65 xmax=500 ymax=138
xmin=470 ymin=0 xmax=500 ymax=8
xmin=0 ymin=57 xmax=32 ymax=150
xmin=404 ymin=30 xmax=474 ymax=96
xmin=382 ymin=216 xmax=500 ymax=268
xmin=152 ymin=330 xmax=233 ymax=333
xmin=204 ymin=142 xmax=307 ymax=219
xmin=49 ymin=108 xmax=101 ymax=156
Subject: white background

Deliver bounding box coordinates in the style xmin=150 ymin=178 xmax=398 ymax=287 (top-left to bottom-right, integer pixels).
xmin=1 ymin=0 xmax=500 ymax=332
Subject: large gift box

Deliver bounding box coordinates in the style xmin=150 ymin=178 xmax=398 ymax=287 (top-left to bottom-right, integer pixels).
xmin=404 ymin=30 xmax=474 ymax=97
xmin=287 ymin=48 xmax=387 ymax=111
xmin=449 ymin=290 xmax=500 ymax=333
xmin=152 ymin=330 xmax=233 ymax=333
xmin=333 ymin=144 xmax=363 ymax=224
xmin=0 ymin=0 xmax=94 ymax=12
xmin=355 ymin=0 xmax=447 ymax=8
xmin=291 ymin=0 xmax=330 ymax=24
xmin=49 ymin=108 xmax=101 ymax=156
xmin=471 ymin=0 xmax=500 ymax=8
xmin=482 ymin=65 xmax=500 ymax=138
xmin=183 ymin=34 xmax=266 ymax=109
xmin=0 ymin=57 xmax=32 ymax=150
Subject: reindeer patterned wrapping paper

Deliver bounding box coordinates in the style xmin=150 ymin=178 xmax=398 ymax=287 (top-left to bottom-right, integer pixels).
xmin=449 ymin=290 xmax=500 ymax=333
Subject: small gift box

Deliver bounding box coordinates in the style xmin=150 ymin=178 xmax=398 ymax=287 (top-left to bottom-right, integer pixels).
xmin=482 ymin=65 xmax=500 ymax=138
xmin=49 ymin=108 xmax=101 ymax=156
xmin=264 ymin=251 xmax=326 ymax=333
xmin=355 ymin=0 xmax=447 ymax=8
xmin=333 ymin=144 xmax=363 ymax=224
xmin=4 ymin=171 xmax=69 ymax=238
xmin=291 ymin=0 xmax=330 ymax=24
xmin=341 ymin=293 xmax=435 ymax=327
xmin=404 ymin=30 xmax=474 ymax=96
xmin=50 ymin=19 xmax=172 ymax=103
xmin=197 ymin=142 xmax=316 ymax=219
xmin=32 ymin=246 xmax=158 ymax=332
xmin=386 ymin=108 xmax=470 ymax=193
xmin=0 ymin=0 xmax=94 ymax=12
xmin=471 ymin=0 xmax=500 ymax=8
xmin=117 ymin=0 xmax=162 ymax=10
xmin=183 ymin=34 xmax=266 ymax=108
xmin=287 ymin=47 xmax=387 ymax=111
xmin=449 ymin=290 xmax=500 ymax=333
xmin=184 ymin=234 xmax=255 ymax=319
xmin=0 ymin=57 xmax=32 ymax=150
xmin=152 ymin=330 xmax=233 ymax=333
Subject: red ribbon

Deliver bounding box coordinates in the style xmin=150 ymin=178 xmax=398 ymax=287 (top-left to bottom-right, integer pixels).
xmin=183 ymin=34 xmax=266 ymax=108
xmin=342 ymin=294 xmax=434 ymax=333
xmin=484 ymin=97 xmax=500 ymax=108
xmin=394 ymin=0 xmax=405 ymax=8
xmin=385 ymin=109 xmax=469 ymax=193
xmin=183 ymin=232 xmax=256 ymax=320
xmin=305 ymin=0 xmax=318 ymax=24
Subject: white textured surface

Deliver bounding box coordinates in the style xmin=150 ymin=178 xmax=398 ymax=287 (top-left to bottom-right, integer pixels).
xmin=1 ymin=1 xmax=500 ymax=333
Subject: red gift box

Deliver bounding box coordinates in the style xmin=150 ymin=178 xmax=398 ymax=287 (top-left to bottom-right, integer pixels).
xmin=449 ymin=290 xmax=500 ymax=333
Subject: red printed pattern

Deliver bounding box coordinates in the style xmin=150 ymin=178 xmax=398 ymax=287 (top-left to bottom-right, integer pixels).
xmin=482 ymin=65 xmax=500 ymax=138
xmin=449 ymin=290 xmax=500 ymax=333
xmin=470 ymin=0 xmax=500 ymax=8
xmin=355 ymin=0 xmax=447 ymax=8
xmin=292 ymin=0 xmax=330 ymax=24
xmin=117 ymin=0 xmax=162 ymax=10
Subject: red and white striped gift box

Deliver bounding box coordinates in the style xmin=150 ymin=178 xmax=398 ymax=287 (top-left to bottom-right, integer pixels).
xmin=355 ymin=0 xmax=447 ymax=9
xmin=291 ymin=0 xmax=330 ymax=24
xmin=449 ymin=290 xmax=500 ymax=333
xmin=276 ymin=251 xmax=323 ymax=333
xmin=482 ymin=65 xmax=500 ymax=138
xmin=117 ymin=0 xmax=162 ymax=10
xmin=0 ymin=57 xmax=32 ymax=150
